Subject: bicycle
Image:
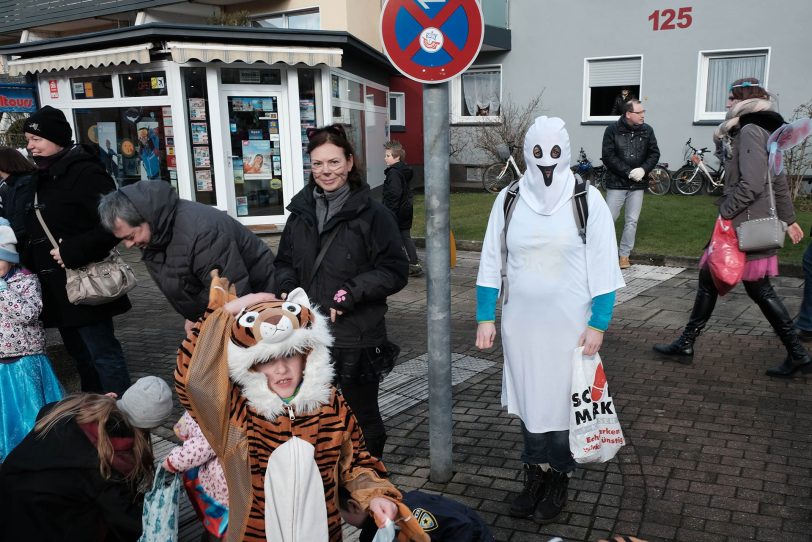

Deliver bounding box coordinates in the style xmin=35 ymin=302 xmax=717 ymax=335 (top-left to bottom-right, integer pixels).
xmin=572 ymin=148 xmax=669 ymax=195
xmin=482 ymin=143 xmax=522 ymax=193
xmin=571 ymin=147 xmax=605 ymax=190
xmin=672 ymin=138 xmax=725 ymax=196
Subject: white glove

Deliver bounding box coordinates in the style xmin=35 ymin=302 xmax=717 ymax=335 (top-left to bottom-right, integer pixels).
xmin=629 ymin=167 xmax=646 ymax=182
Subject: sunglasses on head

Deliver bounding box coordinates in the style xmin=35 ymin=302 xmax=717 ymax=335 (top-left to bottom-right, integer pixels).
xmin=306 ymin=124 xmax=348 ymax=141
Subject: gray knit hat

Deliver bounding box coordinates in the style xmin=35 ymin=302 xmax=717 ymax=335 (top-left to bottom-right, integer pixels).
xmin=117 ymin=376 xmax=173 ymax=429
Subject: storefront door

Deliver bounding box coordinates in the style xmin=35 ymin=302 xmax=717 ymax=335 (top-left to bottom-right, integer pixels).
xmin=222 ymin=92 xmax=287 ymax=219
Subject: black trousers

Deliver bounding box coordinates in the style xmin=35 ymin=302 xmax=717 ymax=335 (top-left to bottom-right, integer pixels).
xmin=331 ymin=346 xmax=386 ymax=458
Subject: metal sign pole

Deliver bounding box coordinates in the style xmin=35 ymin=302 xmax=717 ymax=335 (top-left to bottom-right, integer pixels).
xmin=423 ymin=82 xmax=452 ymax=483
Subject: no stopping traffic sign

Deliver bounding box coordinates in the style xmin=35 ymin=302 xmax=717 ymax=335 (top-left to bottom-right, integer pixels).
xmin=380 ymin=0 xmax=484 ymax=84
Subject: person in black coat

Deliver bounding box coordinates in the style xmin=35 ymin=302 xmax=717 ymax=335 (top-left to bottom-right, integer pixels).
xmin=0 ymin=147 xmax=36 ymax=225
xmin=18 ymin=106 xmax=132 ymax=396
xmin=274 ymin=124 xmax=408 ymax=458
xmin=601 ymin=100 xmax=660 ymax=269
xmin=383 ymin=141 xmax=422 ymax=277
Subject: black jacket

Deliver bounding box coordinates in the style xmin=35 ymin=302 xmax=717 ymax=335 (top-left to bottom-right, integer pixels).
xmin=382 ymin=161 xmax=415 ymax=230
xmin=0 ymin=408 xmax=144 ymax=541
xmin=0 ymin=171 xmax=36 ymax=241
xmin=119 ymin=180 xmax=276 ymax=321
xmin=601 ymin=117 xmax=660 ymax=191
xmin=10 ymin=145 xmax=130 ymax=328
xmin=274 ymin=182 xmax=408 ymax=348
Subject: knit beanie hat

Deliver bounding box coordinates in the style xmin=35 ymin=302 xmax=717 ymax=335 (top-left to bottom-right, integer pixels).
xmin=117 ymin=376 xmax=173 ymax=429
xmin=0 ymin=218 xmax=19 ymax=264
xmin=23 ymin=105 xmax=73 ymax=148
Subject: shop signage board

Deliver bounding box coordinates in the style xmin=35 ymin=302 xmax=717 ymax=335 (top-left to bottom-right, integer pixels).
xmin=0 ymin=84 xmax=37 ymax=113
xmin=380 ymin=0 xmax=484 ymax=84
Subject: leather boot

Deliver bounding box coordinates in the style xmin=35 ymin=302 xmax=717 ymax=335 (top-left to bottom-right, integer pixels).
xmin=509 ymin=464 xmax=545 ymax=518
xmin=746 ymin=279 xmax=812 ymax=378
xmin=653 ymin=268 xmax=717 ymax=363
xmin=534 ymin=469 xmax=569 ymax=524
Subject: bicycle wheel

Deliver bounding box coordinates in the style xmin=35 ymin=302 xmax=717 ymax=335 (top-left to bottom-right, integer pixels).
xmin=672 ymin=166 xmax=703 ymax=195
xmin=482 ymin=163 xmax=514 ymax=193
xmin=646 ymin=166 xmax=671 ymax=196
xmin=592 ymin=167 xmax=607 ymax=191
xmin=705 ymin=169 xmax=725 ymax=196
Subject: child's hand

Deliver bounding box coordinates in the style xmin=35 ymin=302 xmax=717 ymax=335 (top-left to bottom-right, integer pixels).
xmin=162 ymin=458 xmax=176 ymax=473
xmin=368 ymin=496 xmax=398 ymax=526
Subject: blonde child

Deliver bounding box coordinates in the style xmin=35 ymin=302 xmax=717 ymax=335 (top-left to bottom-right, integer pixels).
xmin=0 ymin=217 xmax=62 ymax=461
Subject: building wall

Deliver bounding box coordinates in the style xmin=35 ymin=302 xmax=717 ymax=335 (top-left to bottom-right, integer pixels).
xmin=389 ymin=75 xmax=424 ymax=181
xmin=470 ymin=0 xmax=812 ymax=171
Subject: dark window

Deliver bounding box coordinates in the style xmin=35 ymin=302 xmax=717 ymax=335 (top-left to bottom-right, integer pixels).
xmin=120 ymin=71 xmax=168 ymax=97
xmin=70 ymin=76 xmax=114 ymax=99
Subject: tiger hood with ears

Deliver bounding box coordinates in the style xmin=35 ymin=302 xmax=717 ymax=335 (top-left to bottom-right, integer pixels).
xmin=227 ymin=287 xmax=335 ymax=420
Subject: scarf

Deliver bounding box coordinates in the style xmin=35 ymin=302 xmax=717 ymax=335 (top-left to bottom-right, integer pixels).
xmin=713 ymin=98 xmax=777 ymax=161
xmin=313 ymin=182 xmax=351 ymax=233
xmin=79 ymin=421 xmax=137 ymax=477
xmin=32 ymin=145 xmax=72 ymax=171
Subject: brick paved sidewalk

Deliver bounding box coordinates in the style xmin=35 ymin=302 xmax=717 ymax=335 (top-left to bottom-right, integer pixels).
xmin=48 ymin=246 xmax=812 ymax=541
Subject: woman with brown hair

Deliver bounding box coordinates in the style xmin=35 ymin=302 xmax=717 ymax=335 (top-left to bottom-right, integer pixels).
xmin=0 ymin=376 xmax=173 ymax=541
xmin=0 ymin=147 xmax=36 ymax=234
xmin=653 ymin=78 xmax=810 ymax=377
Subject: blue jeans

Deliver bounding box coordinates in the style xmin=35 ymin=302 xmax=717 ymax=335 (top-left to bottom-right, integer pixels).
xmin=520 ymin=422 xmax=576 ymax=473
xmin=605 ymin=188 xmax=644 ymax=257
xmin=797 ymin=242 xmax=812 ymax=331
xmin=59 ymin=319 xmax=131 ymax=397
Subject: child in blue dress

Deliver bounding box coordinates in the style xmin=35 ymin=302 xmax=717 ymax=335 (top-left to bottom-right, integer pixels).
xmin=0 ymin=217 xmax=63 ymax=461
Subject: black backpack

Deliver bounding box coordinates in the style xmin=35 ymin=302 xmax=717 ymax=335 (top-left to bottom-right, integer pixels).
xmin=500 ymin=174 xmax=589 ymax=303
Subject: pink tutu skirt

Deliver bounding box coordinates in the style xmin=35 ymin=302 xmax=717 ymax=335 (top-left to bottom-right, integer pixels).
xmin=700 ymin=249 xmax=779 ymax=281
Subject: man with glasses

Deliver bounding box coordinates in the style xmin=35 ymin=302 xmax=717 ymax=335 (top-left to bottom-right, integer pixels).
xmin=601 ymin=99 xmax=660 ymax=269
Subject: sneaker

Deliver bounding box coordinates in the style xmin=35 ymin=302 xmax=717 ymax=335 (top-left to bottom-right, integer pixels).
xmin=619 ymin=256 xmax=631 ymax=269
xmin=509 ymin=464 xmax=545 ymax=518
xmin=409 ymin=263 xmax=424 ymax=277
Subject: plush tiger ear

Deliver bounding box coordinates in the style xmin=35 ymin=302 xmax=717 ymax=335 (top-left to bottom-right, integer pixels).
xmin=208 ymin=269 xmax=237 ymax=309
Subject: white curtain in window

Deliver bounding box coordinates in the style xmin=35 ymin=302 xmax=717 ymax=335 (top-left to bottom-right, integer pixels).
xmin=706 ymin=54 xmax=766 ymax=112
xmin=462 ymin=70 xmax=501 ymax=116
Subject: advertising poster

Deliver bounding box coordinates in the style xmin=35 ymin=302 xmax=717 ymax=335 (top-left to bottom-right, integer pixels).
xmin=195 ymin=169 xmax=213 ymax=191
xmin=162 ymin=106 xmax=172 ymax=117
xmin=97 ymin=122 xmax=119 ymax=178
xmin=233 ymin=158 xmax=244 ymax=184
xmin=190 ymin=123 xmax=209 ymax=144
xmin=193 ymin=146 xmax=210 ymax=168
xmin=236 ymin=196 xmax=249 ymax=216
xmin=241 ymin=140 xmax=272 ymax=179
xmin=136 ymin=120 xmax=161 ymax=180
xmin=189 ymin=98 xmax=206 ymax=120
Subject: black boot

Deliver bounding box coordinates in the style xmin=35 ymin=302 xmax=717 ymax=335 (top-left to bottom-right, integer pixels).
xmin=653 ymin=268 xmax=718 ymax=363
xmin=534 ymin=469 xmax=569 ymax=524
xmin=509 ymin=464 xmax=545 ymax=518
xmin=745 ymin=279 xmax=812 ymax=378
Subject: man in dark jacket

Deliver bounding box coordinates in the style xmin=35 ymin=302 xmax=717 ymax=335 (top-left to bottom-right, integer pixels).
xmin=602 ymin=99 xmax=660 ymax=269
xmin=382 ymin=141 xmax=422 ymax=277
xmin=98 ymin=180 xmax=275 ymax=332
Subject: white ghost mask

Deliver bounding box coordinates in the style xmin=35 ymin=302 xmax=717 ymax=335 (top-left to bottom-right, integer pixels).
xmin=519 ymin=116 xmax=575 ymax=215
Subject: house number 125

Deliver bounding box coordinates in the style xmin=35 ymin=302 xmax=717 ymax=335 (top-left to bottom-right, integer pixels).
xmin=648 ymin=7 xmax=693 ymax=30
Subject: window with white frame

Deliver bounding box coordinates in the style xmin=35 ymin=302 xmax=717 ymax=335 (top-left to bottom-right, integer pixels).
xmin=389 ymin=92 xmax=405 ymax=127
xmin=451 ymin=66 xmax=501 ymax=123
xmin=696 ymin=49 xmax=768 ymax=122
xmin=583 ymin=56 xmax=642 ymax=121
xmin=252 ymin=8 xmax=320 ymax=30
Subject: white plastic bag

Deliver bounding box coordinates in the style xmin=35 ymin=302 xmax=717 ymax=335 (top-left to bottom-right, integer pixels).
xmin=568 ymin=347 xmax=624 ymax=463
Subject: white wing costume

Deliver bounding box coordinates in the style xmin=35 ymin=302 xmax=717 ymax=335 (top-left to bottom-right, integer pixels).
xmin=477 ymin=116 xmax=626 ymax=432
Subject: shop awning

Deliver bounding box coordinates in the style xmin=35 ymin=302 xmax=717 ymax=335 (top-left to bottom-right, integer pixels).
xmin=4 ymin=44 xmax=153 ymax=76
xmin=166 ymin=42 xmax=342 ymax=67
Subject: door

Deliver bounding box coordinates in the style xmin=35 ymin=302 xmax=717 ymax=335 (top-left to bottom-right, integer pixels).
xmin=222 ymin=93 xmax=287 ymax=220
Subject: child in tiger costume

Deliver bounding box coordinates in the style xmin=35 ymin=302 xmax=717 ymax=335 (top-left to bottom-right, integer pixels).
xmin=175 ymin=271 xmax=427 ymax=542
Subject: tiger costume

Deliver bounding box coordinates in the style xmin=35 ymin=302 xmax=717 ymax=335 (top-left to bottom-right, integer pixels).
xmin=175 ymin=272 xmax=421 ymax=541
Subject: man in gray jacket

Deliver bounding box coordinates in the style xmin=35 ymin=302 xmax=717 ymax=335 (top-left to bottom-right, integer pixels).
xmin=98 ymin=180 xmax=275 ymax=331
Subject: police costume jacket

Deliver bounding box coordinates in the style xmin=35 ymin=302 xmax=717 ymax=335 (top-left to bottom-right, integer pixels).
xmin=717 ymin=110 xmax=796 ymax=261
xmin=274 ymin=182 xmax=408 ymax=350
xmin=119 ymin=180 xmax=276 ymax=321
xmin=601 ymin=116 xmax=661 ymax=191
xmin=382 ymin=161 xmax=415 ymax=230
xmin=15 ymin=144 xmax=130 ymax=328
xmin=0 ymin=406 xmax=144 ymax=542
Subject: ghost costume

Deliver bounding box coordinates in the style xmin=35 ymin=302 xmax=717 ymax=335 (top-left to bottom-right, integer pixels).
xmin=477 ymin=117 xmax=625 ymax=433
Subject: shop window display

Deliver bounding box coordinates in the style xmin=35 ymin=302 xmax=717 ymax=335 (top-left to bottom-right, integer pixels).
xmin=73 ymin=106 xmax=169 ymax=187
xmin=182 ymin=67 xmax=216 ymax=205
xmin=70 ymin=75 xmax=114 ymax=100
xmin=120 ymin=70 xmax=168 ymax=98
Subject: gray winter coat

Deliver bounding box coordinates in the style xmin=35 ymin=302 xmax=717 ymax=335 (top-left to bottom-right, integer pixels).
xmin=718 ymin=111 xmax=795 ymax=260
xmin=120 ymin=181 xmax=275 ymax=320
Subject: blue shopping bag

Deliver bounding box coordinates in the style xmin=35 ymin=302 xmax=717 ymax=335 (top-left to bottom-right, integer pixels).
xmin=138 ymin=467 xmax=181 ymax=542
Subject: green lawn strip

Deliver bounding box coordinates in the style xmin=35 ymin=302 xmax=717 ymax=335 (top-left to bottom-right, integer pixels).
xmin=412 ymin=192 xmax=812 ymax=261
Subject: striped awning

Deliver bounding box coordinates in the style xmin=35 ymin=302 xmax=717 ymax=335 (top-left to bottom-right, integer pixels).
xmin=166 ymin=42 xmax=342 ymax=67
xmin=4 ymin=44 xmax=153 ymax=76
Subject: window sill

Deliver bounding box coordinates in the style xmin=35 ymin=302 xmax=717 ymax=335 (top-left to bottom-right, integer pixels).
xmin=451 ymin=117 xmax=502 ymax=127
